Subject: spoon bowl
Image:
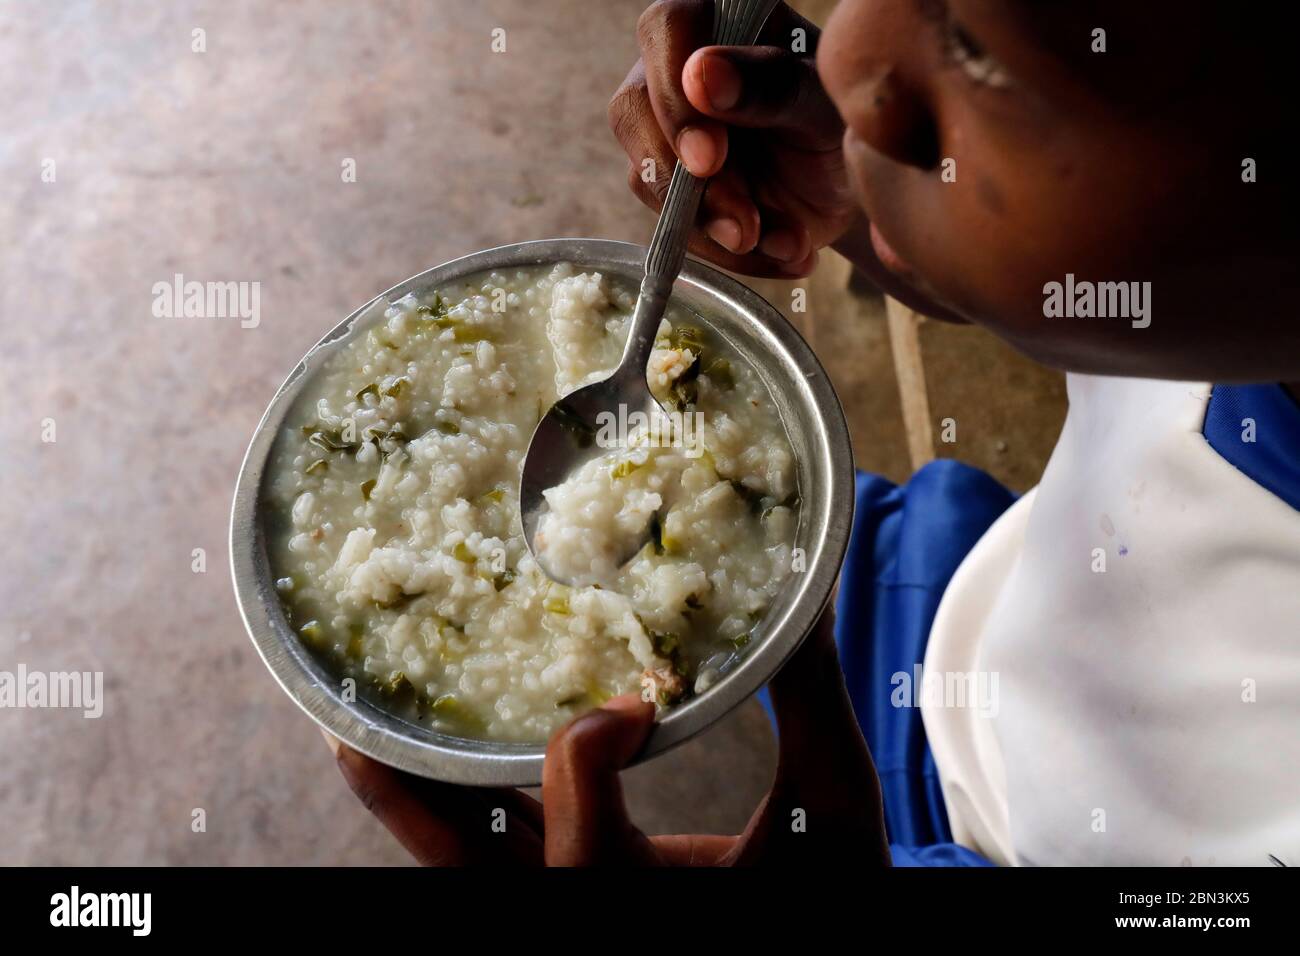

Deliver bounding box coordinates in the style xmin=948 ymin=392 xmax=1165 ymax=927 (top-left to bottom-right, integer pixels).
xmin=519 ymin=362 xmax=662 ymax=581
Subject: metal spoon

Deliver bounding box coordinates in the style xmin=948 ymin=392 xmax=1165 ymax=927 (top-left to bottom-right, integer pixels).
xmin=520 ymin=0 xmax=780 ymax=583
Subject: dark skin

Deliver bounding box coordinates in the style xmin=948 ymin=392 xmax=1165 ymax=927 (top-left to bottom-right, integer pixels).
xmin=332 ymin=0 xmax=1299 ymax=863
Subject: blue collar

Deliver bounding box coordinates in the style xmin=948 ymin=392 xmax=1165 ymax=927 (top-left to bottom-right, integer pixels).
xmin=1203 ymin=384 xmax=1300 ymax=511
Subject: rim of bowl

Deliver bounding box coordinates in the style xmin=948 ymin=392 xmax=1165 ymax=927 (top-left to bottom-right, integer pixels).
xmin=230 ymin=237 xmax=855 ymax=786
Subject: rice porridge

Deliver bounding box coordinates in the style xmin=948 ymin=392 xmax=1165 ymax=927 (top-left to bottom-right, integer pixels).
xmin=265 ymin=263 xmax=799 ymax=742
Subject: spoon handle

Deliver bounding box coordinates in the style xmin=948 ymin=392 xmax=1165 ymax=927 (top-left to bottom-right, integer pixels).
xmin=619 ymin=0 xmax=781 ymax=379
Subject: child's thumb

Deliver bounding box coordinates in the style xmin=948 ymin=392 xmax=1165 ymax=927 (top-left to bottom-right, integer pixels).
xmin=683 ymin=46 xmax=842 ymax=149
xmin=542 ymin=693 xmax=659 ymax=866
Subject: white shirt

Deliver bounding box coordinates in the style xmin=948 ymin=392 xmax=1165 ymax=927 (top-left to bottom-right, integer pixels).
xmin=922 ymin=374 xmax=1300 ymax=866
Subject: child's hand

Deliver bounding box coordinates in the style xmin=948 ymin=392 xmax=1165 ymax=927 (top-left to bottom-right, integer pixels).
xmin=609 ymin=0 xmax=855 ymax=279
xmin=326 ymin=610 xmax=891 ymax=866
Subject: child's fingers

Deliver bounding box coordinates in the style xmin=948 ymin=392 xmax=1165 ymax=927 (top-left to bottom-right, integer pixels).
xmin=699 ymin=164 xmax=762 ymax=255
xmin=623 ymin=152 xmax=770 ymax=265
xmin=612 ymin=61 xmax=679 ymax=208
xmin=649 ymin=833 xmax=739 ymax=866
xmin=750 ymin=204 xmax=814 ymax=266
xmin=683 ymin=46 xmax=843 ymax=150
xmin=329 ymin=736 xmax=544 ymax=865
xmin=615 ymin=78 xmax=816 ymax=277
xmin=681 ymin=230 xmax=820 ymax=279
xmin=541 ymin=694 xmax=661 ymax=865
xmin=637 ymin=0 xmax=727 ymax=177
xmin=615 ymin=115 xmax=765 ymax=260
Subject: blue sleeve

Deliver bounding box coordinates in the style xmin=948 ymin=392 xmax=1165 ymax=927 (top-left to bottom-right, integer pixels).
xmin=890 ymin=842 xmax=995 ymax=867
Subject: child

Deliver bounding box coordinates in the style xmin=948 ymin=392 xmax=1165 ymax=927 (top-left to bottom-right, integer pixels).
xmin=329 ymin=0 xmax=1299 ymax=865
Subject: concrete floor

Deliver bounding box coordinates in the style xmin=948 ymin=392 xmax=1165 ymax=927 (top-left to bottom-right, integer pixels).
xmin=0 ymin=0 xmax=1065 ymax=864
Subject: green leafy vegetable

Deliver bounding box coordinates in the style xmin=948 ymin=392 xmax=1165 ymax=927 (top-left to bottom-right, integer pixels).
xmin=379 ymin=673 xmax=419 ymax=712
xmin=346 ymin=626 xmax=364 ymax=659
xmin=633 ymin=611 xmax=687 ymax=673
xmin=415 ymin=295 xmax=454 ymax=328
xmin=611 ymin=457 xmax=644 ymax=479
xmin=669 ymin=325 xmax=706 ymax=354
xmin=383 ymin=377 xmax=411 ymax=398
xmin=374 ymin=594 xmax=408 ymax=611
xmin=452 ymin=324 xmax=498 ymax=344
xmin=475 ymin=487 xmax=506 ymax=507
xmin=429 ymin=693 xmax=485 ymax=731
xmin=362 ymin=426 xmax=409 ymax=462
xmin=649 ymin=630 xmax=680 ymax=658
xmin=298 ymin=620 xmax=325 ymax=645
xmin=647 ymin=511 xmax=664 ymax=555
xmin=304 ymin=427 xmax=359 ymax=454
xmin=703 ymin=358 xmax=734 ymax=390
xmin=671 ymin=355 xmax=702 ymax=410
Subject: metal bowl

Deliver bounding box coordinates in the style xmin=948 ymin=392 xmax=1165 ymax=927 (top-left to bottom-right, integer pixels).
xmin=230 ymin=238 xmax=854 ymax=786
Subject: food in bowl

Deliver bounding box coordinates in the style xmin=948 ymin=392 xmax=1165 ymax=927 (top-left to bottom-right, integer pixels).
xmin=264 ymin=263 xmax=799 ymax=743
